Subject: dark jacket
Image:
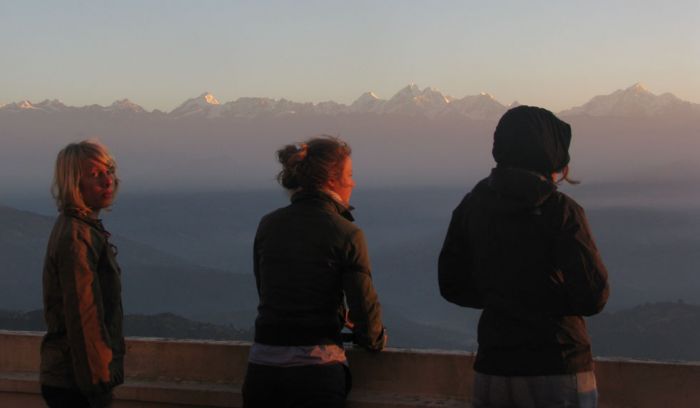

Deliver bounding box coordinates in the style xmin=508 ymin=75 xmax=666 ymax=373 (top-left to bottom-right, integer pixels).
xmin=438 ymin=167 xmax=609 ymax=376
xmin=40 ymin=210 xmax=125 ymax=396
xmin=253 ymin=190 xmax=385 ymax=351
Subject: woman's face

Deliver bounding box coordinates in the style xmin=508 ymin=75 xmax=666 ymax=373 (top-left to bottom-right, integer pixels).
xmin=328 ymin=157 xmax=355 ymax=205
xmin=79 ymin=158 xmax=116 ymax=214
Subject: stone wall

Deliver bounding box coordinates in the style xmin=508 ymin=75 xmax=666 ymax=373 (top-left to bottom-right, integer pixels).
xmin=1 ymin=330 xmax=699 ymax=407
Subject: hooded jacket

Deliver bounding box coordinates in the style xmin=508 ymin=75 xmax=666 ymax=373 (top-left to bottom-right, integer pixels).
xmin=492 ymin=105 xmax=572 ymax=175
xmin=439 ymin=167 xmax=609 ymax=375
xmin=40 ymin=210 xmax=125 ymax=395
xmin=253 ymin=190 xmax=385 ymax=351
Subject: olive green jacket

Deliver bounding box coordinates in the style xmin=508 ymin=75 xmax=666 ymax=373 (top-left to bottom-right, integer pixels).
xmin=40 ymin=210 xmax=125 ymax=396
xmin=253 ymin=190 xmax=386 ymax=351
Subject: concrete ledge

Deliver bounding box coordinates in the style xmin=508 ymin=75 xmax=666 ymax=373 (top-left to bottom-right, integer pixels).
xmin=2 ymin=330 xmax=700 ymax=407
xmin=0 ymin=371 xmax=39 ymax=395
xmin=595 ymin=357 xmax=700 ymax=408
xmin=117 ymin=380 xmax=239 ymax=407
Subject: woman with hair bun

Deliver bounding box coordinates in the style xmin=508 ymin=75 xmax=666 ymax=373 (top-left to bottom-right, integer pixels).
xmin=439 ymin=106 xmax=609 ymax=407
xmin=243 ymin=135 xmax=386 ymax=408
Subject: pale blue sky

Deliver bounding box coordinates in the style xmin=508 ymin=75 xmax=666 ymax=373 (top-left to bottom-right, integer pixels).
xmin=2 ymin=1 xmax=698 ymax=111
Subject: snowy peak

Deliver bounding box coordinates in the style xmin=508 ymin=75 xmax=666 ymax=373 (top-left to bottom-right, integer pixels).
xmin=445 ymin=93 xmax=507 ymax=120
xmin=6 ymin=100 xmax=36 ymax=111
xmin=0 ymin=98 xmax=149 ymax=115
xmin=381 ymin=84 xmax=452 ymax=117
xmin=1 ymin=99 xmax=67 ymax=113
xmin=108 ymin=99 xmax=145 ymax=113
xmin=219 ymin=97 xmax=319 ymax=118
xmin=353 ymin=91 xmax=381 ymax=103
xmin=627 ymin=82 xmax=649 ymax=94
xmin=34 ymin=99 xmax=68 ymax=112
xmin=350 ymin=91 xmax=385 ymax=113
xmin=169 ymin=92 xmax=222 ymax=118
xmin=560 ymin=83 xmax=699 ymax=117
xmin=220 ymin=97 xmax=276 ymax=118
xmin=17 ymin=100 xmax=36 ymax=110
xmin=200 ymin=92 xmax=221 ymax=105
xmin=420 ymin=87 xmax=451 ymax=105
xmin=393 ymin=84 xmax=422 ymax=99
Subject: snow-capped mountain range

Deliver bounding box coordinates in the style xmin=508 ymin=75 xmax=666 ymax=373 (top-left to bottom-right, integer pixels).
xmin=559 ymin=83 xmax=699 ymax=117
xmin=2 ymin=84 xmax=698 ymax=119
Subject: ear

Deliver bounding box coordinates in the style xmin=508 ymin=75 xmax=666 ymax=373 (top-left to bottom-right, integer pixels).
xmin=325 ymin=177 xmax=337 ymax=189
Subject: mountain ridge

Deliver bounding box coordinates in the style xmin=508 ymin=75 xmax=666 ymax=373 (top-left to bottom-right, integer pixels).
xmin=4 ymin=84 xmax=698 ymax=119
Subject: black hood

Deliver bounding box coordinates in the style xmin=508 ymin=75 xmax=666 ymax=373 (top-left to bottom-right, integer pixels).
xmin=492 ymin=105 xmax=571 ymax=175
xmin=479 ymin=167 xmax=557 ymax=213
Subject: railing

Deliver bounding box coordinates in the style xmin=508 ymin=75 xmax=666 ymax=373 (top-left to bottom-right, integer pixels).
xmin=1 ymin=330 xmax=699 ymax=407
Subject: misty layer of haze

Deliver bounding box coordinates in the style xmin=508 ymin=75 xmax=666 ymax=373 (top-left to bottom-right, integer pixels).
xmin=2 ymin=85 xmax=699 ymax=359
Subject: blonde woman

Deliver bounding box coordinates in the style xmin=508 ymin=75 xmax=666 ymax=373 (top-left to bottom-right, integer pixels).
xmin=40 ymin=140 xmax=124 ymax=408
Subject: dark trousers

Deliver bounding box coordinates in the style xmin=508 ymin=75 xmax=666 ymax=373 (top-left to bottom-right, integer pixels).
xmin=242 ymin=362 xmax=351 ymax=408
xmin=41 ymin=385 xmax=90 ymax=408
xmin=472 ymin=372 xmax=598 ymax=408
xmin=41 ymin=385 xmax=113 ymax=408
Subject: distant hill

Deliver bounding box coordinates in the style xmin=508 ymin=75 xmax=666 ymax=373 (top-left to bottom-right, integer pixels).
xmin=588 ymin=301 xmax=700 ymax=362
xmin=0 ymin=204 xmax=476 ymax=350
xmin=0 ymin=309 xmax=252 ymax=341
xmin=4 ymin=302 xmax=700 ymax=361
xmin=0 ymin=204 xmax=258 ymax=321
xmin=0 ymin=307 xmax=472 ymax=350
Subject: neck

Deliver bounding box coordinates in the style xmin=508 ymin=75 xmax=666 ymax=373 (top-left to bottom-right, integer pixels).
xmin=321 ymin=189 xmax=349 ymax=208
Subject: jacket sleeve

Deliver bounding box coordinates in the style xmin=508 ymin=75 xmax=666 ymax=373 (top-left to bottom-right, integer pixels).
xmin=253 ymin=233 xmax=261 ymax=296
xmin=438 ymin=202 xmax=484 ymax=309
xmin=56 ymin=226 xmax=115 ymax=395
xmin=342 ymin=229 xmax=386 ymax=351
xmin=553 ymin=202 xmax=610 ymax=316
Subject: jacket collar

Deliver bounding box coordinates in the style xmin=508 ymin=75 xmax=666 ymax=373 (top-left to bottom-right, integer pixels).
xmin=62 ymin=208 xmax=111 ymax=237
xmin=479 ymin=167 xmax=557 ymax=213
xmin=291 ymin=189 xmax=355 ymax=222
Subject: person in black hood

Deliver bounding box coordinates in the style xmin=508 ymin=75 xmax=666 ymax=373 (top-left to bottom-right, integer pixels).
xmin=438 ymin=106 xmax=609 ymax=408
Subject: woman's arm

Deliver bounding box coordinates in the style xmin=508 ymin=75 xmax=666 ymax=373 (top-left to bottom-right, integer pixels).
xmin=342 ymin=229 xmax=386 ymax=351
xmin=554 ymin=202 xmax=610 ymax=316
xmin=56 ymin=225 xmax=115 ymax=395
xmin=438 ymin=201 xmax=484 ymax=309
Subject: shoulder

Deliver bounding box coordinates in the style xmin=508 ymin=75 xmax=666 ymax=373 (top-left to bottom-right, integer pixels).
xmin=545 ymin=190 xmax=587 ymax=227
xmin=257 ymin=207 xmax=282 ymax=228
xmin=549 ymin=191 xmax=584 ymax=213
xmin=451 ymin=178 xmax=489 ymax=217
xmin=52 ymin=214 xmax=106 ymax=251
xmin=330 ymin=209 xmax=359 ymax=233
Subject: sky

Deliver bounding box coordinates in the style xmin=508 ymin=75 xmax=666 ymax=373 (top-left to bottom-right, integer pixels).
xmin=1 ymin=1 xmax=699 ymax=112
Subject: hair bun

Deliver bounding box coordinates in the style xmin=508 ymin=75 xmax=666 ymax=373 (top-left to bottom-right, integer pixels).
xmin=296 ymin=143 xmax=308 ymax=161
xmin=276 ymin=136 xmax=351 ymax=191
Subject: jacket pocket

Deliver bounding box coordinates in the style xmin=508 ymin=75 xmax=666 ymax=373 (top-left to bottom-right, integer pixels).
xmin=40 ymin=339 xmax=73 ymax=378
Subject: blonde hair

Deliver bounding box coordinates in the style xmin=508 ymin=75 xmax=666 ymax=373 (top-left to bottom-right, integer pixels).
xmin=51 ymin=140 xmax=119 ymax=214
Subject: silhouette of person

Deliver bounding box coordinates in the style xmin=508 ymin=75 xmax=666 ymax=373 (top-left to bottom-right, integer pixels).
xmin=41 ymin=140 xmax=124 ymax=408
xmin=243 ymin=136 xmax=386 ymax=408
xmin=439 ymin=106 xmax=609 ymax=408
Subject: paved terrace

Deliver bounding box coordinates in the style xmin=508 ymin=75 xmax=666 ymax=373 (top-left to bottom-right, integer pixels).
xmin=1 ymin=330 xmax=699 ymax=407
